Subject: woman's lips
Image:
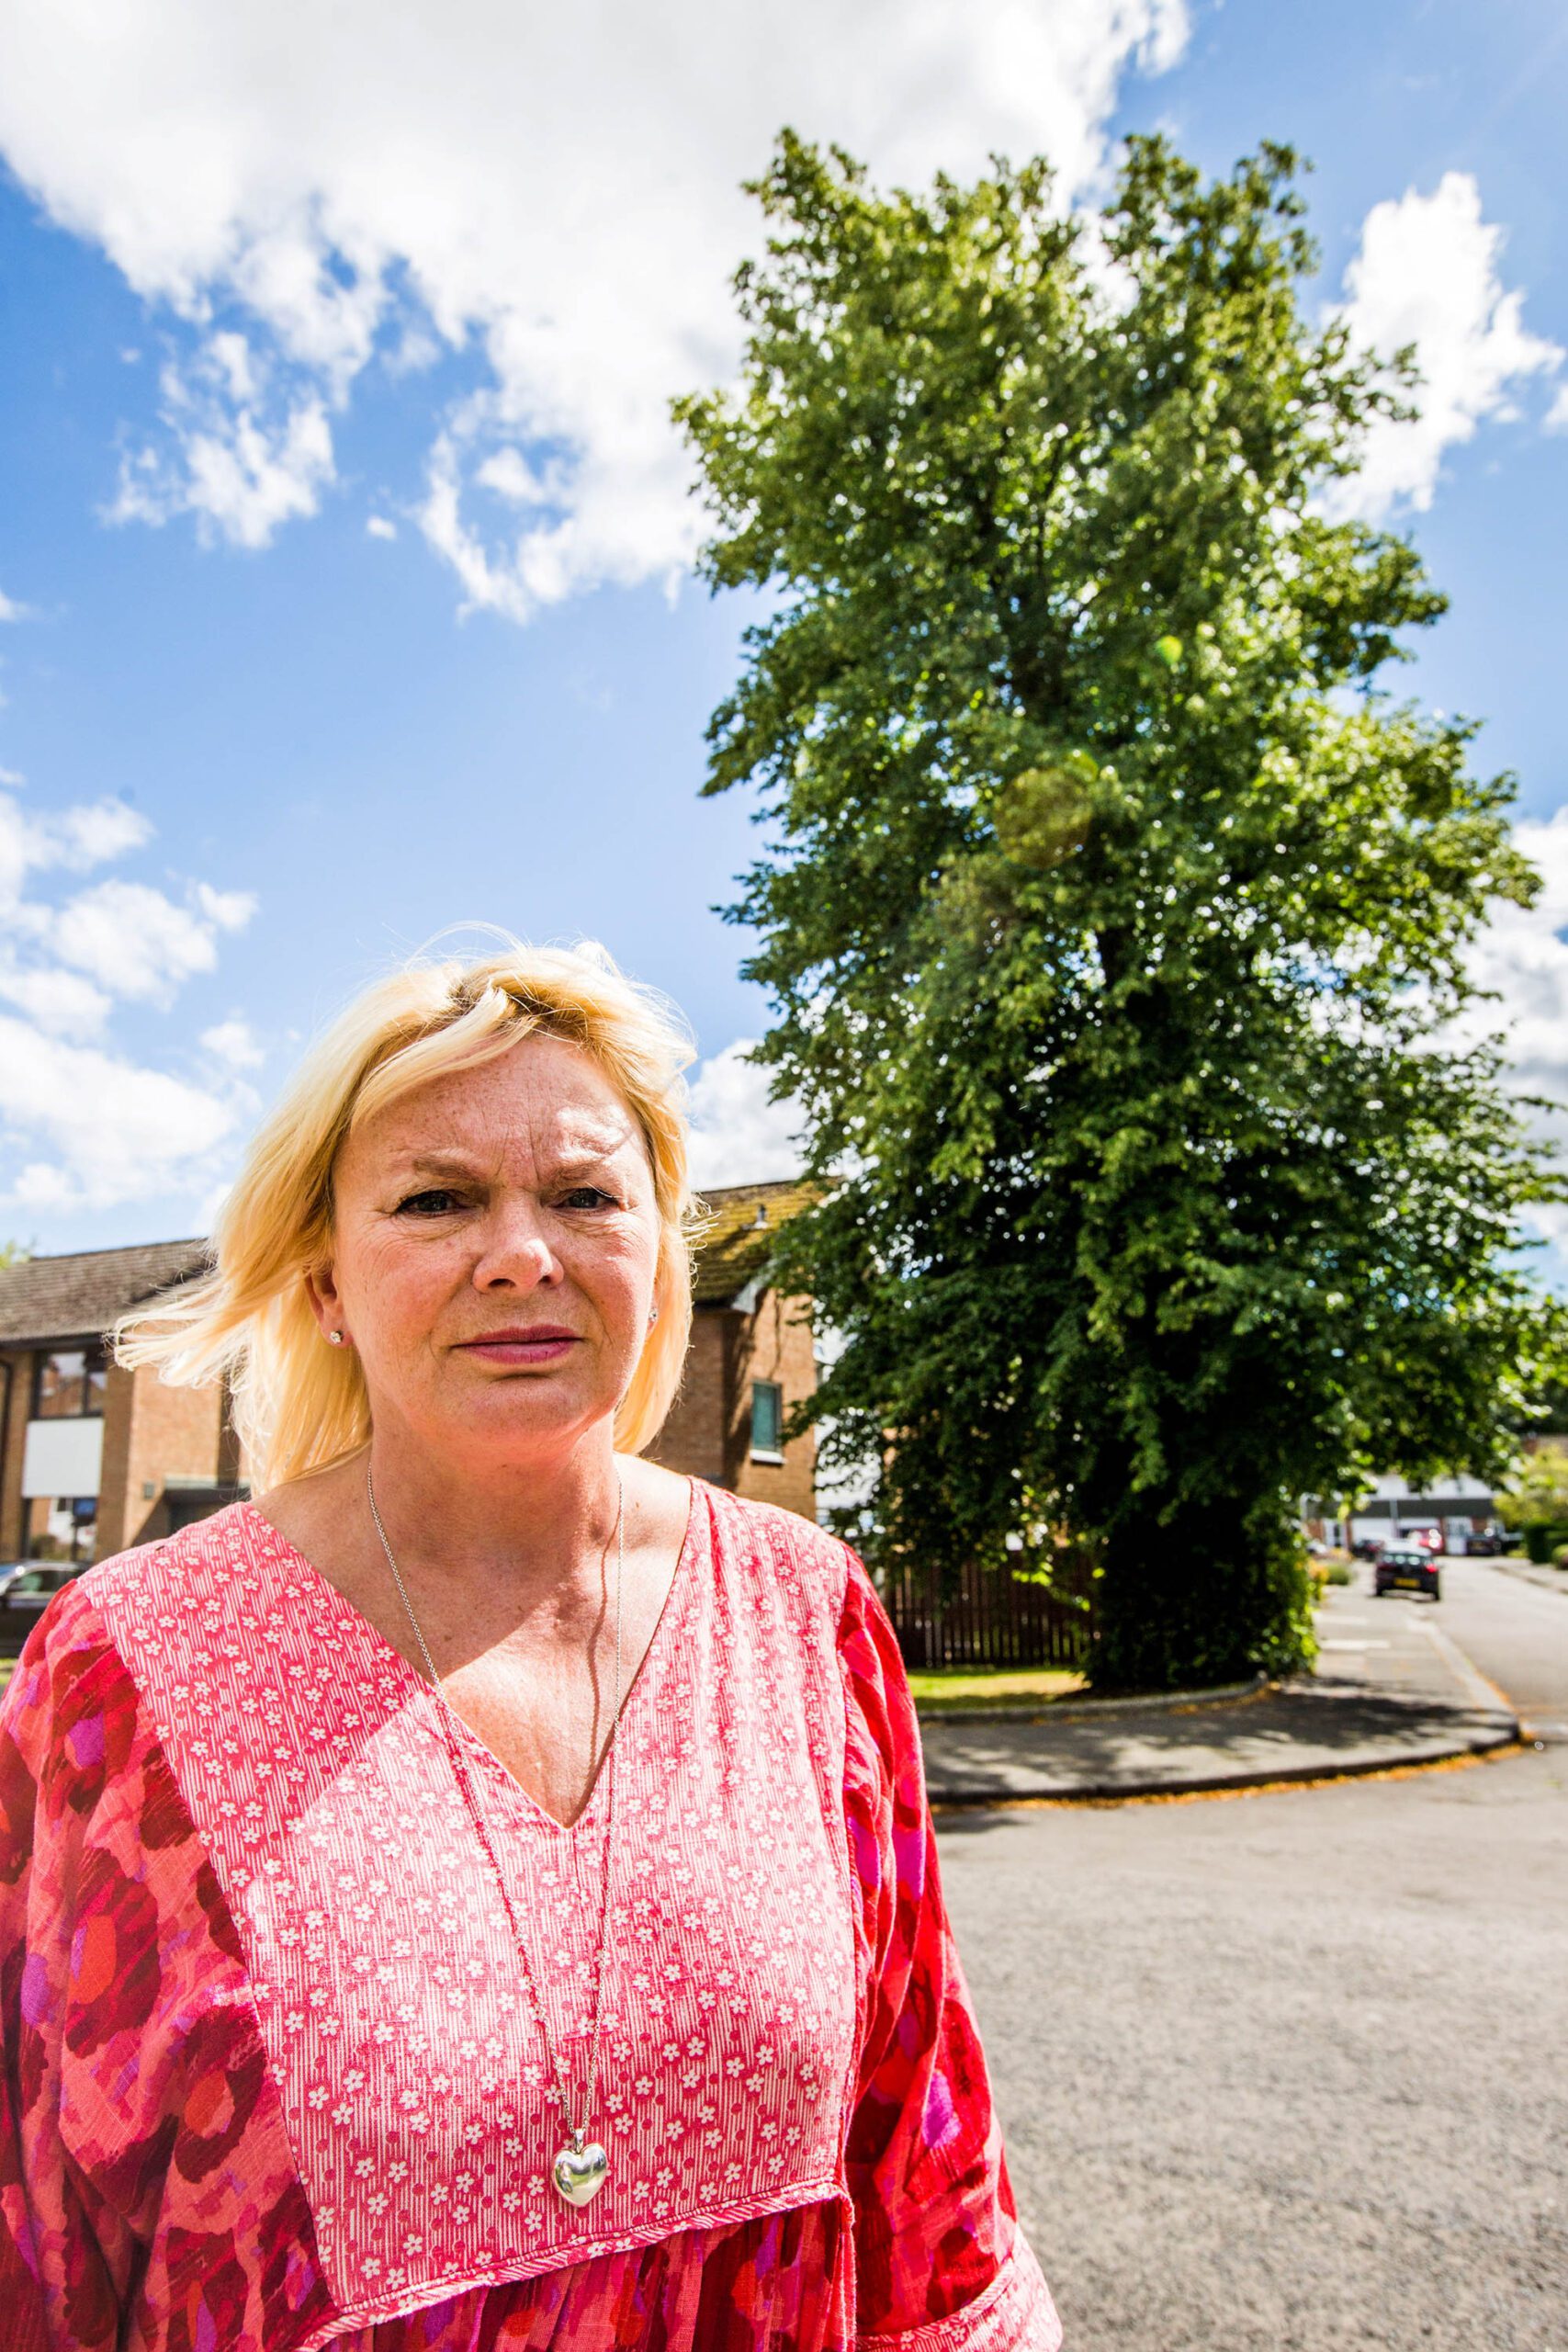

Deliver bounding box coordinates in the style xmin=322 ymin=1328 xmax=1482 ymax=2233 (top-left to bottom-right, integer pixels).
xmin=459 ymin=1335 xmax=580 ymax=1365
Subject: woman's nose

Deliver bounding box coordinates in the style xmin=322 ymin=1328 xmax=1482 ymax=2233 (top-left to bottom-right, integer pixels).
xmin=471 ymin=1201 xmax=561 ymax=1287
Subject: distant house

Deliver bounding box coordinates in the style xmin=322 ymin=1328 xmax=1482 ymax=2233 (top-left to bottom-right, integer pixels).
xmin=1304 ymin=1473 xmax=1498 ymax=1552
xmin=0 ymin=1177 xmax=819 ymax=1565
xmin=649 ymin=1178 xmax=818 ymax=1521
xmin=0 ymin=1238 xmax=236 ymax=1564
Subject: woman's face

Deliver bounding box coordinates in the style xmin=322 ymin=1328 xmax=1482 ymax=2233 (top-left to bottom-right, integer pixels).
xmin=314 ymin=1031 xmax=661 ymax=1464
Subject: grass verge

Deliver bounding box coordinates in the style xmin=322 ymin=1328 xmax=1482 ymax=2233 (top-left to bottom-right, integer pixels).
xmin=908 ymin=1667 xmax=1088 ymax=1711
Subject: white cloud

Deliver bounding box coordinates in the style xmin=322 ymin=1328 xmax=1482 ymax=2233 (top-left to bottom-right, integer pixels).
xmin=0 ymin=1014 xmax=239 ymax=1213
xmin=200 ymin=1015 xmax=265 ymax=1069
xmin=1323 ymin=172 xmax=1562 ymax=526
xmin=686 ymin=1038 xmax=807 ymax=1191
xmin=1545 ymin=385 xmax=1568 ymax=435
xmin=366 ymin=514 xmax=397 ymax=540
xmin=193 ymin=880 xmax=258 ymax=932
xmin=0 ymin=786 xmax=152 ymax=909
xmin=1472 ymin=810 xmax=1568 ymax=1104
xmin=0 ymin=0 xmax=1190 ymax=608
xmin=0 ymin=966 xmax=113 ymax=1044
xmin=0 ymin=778 xmax=255 ymax=1212
xmin=51 ymin=876 xmax=254 ymax=1004
xmin=0 ymin=586 xmax=27 ymax=622
xmin=51 ymin=798 xmax=154 ymax=866
xmin=1463 ymin=809 xmax=1568 ymax=1255
xmin=109 ymin=336 xmax=335 ymax=548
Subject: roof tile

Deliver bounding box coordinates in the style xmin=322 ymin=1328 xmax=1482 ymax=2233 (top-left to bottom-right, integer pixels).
xmin=0 ymin=1238 xmax=211 ymax=1346
xmin=689 ymin=1178 xmax=818 ymax=1306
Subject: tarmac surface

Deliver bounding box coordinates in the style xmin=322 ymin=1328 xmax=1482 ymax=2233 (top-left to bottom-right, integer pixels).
xmin=937 ymin=1557 xmax=1568 ymax=2351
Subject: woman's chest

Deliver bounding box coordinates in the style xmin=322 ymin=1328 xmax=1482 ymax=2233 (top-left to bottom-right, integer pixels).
xmin=99 ymin=1514 xmax=861 ymax=2320
xmin=239 ymin=1713 xmax=856 ymax=2281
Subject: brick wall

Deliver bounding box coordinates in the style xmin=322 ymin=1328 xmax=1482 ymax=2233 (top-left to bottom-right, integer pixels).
xmin=96 ymin=1367 xmax=229 ymax=1555
xmin=647 ymin=1308 xmax=736 ymax=1487
xmin=0 ymin=1349 xmax=29 ymax=1560
xmin=96 ymin=1359 xmax=135 ymax=1555
xmin=648 ymin=1290 xmax=818 ymax=1521
xmin=734 ymin=1291 xmax=818 ymax=1521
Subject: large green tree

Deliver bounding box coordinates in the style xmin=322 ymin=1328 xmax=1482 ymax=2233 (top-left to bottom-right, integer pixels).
xmin=676 ymin=132 xmax=1562 ymax=1688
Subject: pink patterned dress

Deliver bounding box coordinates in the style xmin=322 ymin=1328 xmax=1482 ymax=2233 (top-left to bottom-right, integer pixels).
xmin=0 ymin=1477 xmax=1060 ymax=2350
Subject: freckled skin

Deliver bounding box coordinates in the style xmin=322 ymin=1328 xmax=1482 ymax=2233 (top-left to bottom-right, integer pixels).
xmin=254 ymin=1033 xmax=693 ymax=1828
xmin=322 ymin=1033 xmax=659 ymax=1472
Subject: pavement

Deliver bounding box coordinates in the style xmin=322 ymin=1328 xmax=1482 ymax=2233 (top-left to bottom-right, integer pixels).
xmin=1484 ymin=1552 xmax=1568 ymax=1600
xmin=918 ymin=1556 xmax=1524 ymax=1804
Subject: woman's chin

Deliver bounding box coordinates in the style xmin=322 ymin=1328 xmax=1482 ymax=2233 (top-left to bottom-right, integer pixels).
xmin=414 ymin=1385 xmax=613 ymax=1453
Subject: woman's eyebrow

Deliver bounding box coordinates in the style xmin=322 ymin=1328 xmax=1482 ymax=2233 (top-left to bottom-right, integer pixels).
xmin=399 ymin=1152 xmax=482 ymax=1181
xmin=396 ymin=1149 xmax=626 ymax=1182
xmin=545 ymin=1154 xmax=626 ymax=1182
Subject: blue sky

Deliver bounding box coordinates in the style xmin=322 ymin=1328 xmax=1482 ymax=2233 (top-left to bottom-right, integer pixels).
xmin=1 ymin=0 xmax=1565 ymax=1259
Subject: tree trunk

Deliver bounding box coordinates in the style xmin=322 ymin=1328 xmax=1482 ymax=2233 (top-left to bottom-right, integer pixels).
xmin=1092 ymin=1498 xmax=1314 ymax=1692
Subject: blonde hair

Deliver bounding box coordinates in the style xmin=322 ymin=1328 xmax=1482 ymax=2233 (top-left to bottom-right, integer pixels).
xmin=117 ymin=940 xmax=707 ymax=1491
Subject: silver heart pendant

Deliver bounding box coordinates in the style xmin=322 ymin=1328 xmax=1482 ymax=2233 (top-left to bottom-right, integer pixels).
xmin=551 ymin=2136 xmax=610 ymax=2209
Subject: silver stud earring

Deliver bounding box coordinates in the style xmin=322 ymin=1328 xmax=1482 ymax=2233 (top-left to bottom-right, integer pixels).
xmin=648 ymin=1302 xmax=660 ymax=1326
xmin=327 ymin=1329 xmax=345 ymax=1347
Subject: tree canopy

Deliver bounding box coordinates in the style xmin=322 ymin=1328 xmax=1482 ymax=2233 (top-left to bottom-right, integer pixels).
xmin=677 ymin=130 xmax=1563 ymax=1688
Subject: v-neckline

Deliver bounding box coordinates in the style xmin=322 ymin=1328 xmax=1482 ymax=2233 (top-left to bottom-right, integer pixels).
xmin=235 ymin=1476 xmax=705 ymax=1837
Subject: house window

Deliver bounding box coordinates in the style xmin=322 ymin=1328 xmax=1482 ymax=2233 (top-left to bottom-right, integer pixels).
xmin=25 ymin=1496 xmax=97 ymax=1563
xmin=32 ymin=1345 xmax=107 ymax=1419
xmin=750 ymin=1379 xmax=784 ymax=1460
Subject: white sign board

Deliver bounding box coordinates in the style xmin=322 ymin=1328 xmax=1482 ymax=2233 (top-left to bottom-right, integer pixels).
xmin=21 ymin=1416 xmax=105 ymax=1499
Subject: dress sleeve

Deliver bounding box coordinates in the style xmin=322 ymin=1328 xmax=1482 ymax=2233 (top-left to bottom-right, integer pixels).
xmin=0 ymin=1597 xmax=150 ymax=2346
xmin=0 ymin=1582 xmax=333 ymax=2351
xmin=837 ymin=1554 xmax=1062 ymax=2352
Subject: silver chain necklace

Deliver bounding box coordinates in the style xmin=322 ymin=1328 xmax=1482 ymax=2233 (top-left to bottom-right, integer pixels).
xmin=365 ymin=1461 xmax=625 ymax=2212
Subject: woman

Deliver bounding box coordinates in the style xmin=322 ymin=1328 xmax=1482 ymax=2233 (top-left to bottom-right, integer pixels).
xmin=0 ymin=943 xmax=1060 ymax=2350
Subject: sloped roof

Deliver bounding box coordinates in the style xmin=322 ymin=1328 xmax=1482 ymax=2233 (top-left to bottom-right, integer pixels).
xmin=690 ymin=1178 xmax=818 ymax=1306
xmin=0 ymin=1238 xmax=211 ymax=1346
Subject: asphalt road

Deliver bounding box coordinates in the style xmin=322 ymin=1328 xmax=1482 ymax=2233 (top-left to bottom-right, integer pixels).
xmin=1426 ymin=1557 xmax=1568 ymax=1738
xmin=938 ymin=1561 xmax=1568 ymax=2351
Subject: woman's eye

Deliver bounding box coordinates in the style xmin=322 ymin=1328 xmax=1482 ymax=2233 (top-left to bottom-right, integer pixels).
xmin=395 ymin=1188 xmax=464 ymax=1216
xmin=560 ymin=1186 xmax=615 ymax=1210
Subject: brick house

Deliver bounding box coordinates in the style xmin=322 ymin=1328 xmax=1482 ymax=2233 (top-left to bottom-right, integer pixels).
xmin=648 ymin=1178 xmax=818 ymax=1520
xmin=0 ymin=1179 xmax=818 ymax=1564
xmin=0 ymin=1239 xmax=238 ymax=1564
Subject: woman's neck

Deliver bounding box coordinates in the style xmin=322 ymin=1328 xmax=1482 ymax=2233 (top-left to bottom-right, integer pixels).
xmin=257 ymin=1423 xmax=637 ymax=1634
xmin=361 ymin=1425 xmax=626 ymax=1603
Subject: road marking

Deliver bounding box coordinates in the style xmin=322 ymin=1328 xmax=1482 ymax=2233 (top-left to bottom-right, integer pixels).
xmin=1319 ymin=1639 xmax=1389 ymax=1650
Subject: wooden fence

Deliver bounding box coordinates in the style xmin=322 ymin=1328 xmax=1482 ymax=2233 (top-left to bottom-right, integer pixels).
xmin=881 ymin=1548 xmax=1097 ymax=1670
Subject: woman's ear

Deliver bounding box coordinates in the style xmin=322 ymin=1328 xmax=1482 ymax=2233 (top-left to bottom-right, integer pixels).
xmin=305 ymin=1263 xmax=345 ymax=1344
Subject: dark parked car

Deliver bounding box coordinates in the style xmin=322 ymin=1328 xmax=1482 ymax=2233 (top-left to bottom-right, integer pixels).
xmin=1461 ymin=1524 xmax=1515 ymax=1556
xmin=1373 ymin=1545 xmax=1441 ymax=1601
xmin=0 ymin=1562 xmax=87 ymax=1650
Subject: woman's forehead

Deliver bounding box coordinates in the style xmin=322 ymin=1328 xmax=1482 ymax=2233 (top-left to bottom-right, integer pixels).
xmin=355 ymin=1035 xmax=644 ymax=1168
